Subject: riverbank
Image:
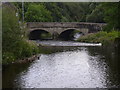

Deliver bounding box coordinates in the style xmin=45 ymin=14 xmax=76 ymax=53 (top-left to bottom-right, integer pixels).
xmin=2 ymin=39 xmax=40 ymax=65
xmin=12 ymin=54 xmax=40 ymax=64
xmin=2 ymin=4 xmax=41 ymax=65
xmin=77 ymin=31 xmax=120 ymax=45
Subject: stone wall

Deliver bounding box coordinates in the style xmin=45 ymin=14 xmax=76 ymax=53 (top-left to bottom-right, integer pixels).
xmin=27 ymin=22 xmax=106 ymax=29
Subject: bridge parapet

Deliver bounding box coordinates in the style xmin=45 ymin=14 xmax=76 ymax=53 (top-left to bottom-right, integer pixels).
xmin=27 ymin=22 xmax=106 ymax=29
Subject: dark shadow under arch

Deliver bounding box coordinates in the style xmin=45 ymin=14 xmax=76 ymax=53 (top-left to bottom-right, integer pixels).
xmin=29 ymin=29 xmax=52 ymax=40
xmin=58 ymin=29 xmax=84 ymax=41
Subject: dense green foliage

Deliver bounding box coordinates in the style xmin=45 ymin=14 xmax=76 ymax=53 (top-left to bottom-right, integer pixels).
xmin=77 ymin=2 xmax=120 ymax=44
xmin=86 ymin=4 xmax=104 ymax=23
xmin=2 ymin=4 xmax=39 ymax=64
xmin=25 ymin=4 xmax=52 ymax=22
xmin=102 ymin=2 xmax=120 ymax=31
xmin=14 ymin=2 xmax=120 ymax=31
xmin=14 ymin=2 xmax=104 ymax=22
xmin=77 ymin=31 xmax=120 ymax=45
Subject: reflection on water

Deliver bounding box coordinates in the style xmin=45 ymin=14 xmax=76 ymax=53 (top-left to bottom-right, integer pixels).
xmin=88 ymin=46 xmax=120 ymax=87
xmin=2 ymin=43 xmax=120 ymax=88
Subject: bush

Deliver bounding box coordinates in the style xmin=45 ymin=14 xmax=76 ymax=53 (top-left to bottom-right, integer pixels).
xmin=2 ymin=52 xmax=16 ymax=64
xmin=2 ymin=3 xmax=39 ymax=64
xmin=77 ymin=31 xmax=119 ymax=45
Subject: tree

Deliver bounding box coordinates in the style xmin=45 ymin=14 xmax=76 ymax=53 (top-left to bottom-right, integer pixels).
xmin=2 ymin=3 xmax=22 ymax=63
xmin=86 ymin=4 xmax=104 ymax=23
xmin=25 ymin=3 xmax=52 ymax=22
xmin=102 ymin=2 xmax=120 ymax=31
xmin=2 ymin=4 xmax=22 ymax=52
xmin=2 ymin=3 xmax=39 ymax=64
xmin=44 ymin=3 xmax=63 ymax=22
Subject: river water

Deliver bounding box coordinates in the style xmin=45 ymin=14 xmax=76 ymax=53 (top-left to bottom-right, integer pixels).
xmin=3 ymin=41 xmax=120 ymax=88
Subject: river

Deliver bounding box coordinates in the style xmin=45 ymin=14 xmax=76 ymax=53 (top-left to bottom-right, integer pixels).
xmin=2 ymin=41 xmax=120 ymax=88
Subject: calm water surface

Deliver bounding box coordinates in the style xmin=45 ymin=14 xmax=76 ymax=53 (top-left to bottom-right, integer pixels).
xmin=3 ymin=41 xmax=120 ymax=88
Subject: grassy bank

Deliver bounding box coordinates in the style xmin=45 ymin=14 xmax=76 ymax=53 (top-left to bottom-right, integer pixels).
xmin=77 ymin=31 xmax=120 ymax=45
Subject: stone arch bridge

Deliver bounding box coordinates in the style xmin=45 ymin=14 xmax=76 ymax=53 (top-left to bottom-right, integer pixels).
xmin=27 ymin=22 xmax=106 ymax=39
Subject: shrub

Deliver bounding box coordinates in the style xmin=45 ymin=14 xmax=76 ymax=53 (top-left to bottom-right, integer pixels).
xmin=77 ymin=31 xmax=119 ymax=45
xmin=2 ymin=3 xmax=40 ymax=64
xmin=2 ymin=52 xmax=16 ymax=64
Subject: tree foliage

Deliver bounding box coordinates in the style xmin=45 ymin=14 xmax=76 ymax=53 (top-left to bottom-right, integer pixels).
xmin=86 ymin=4 xmax=104 ymax=23
xmin=14 ymin=2 xmax=104 ymax=22
xmin=2 ymin=4 xmax=39 ymax=64
xmin=25 ymin=3 xmax=52 ymax=22
xmin=102 ymin=2 xmax=120 ymax=31
xmin=2 ymin=5 xmax=22 ymax=52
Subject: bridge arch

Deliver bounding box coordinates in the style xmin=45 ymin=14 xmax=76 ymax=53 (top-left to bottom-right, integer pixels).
xmin=58 ymin=28 xmax=89 ymax=35
xmin=29 ymin=29 xmax=52 ymax=40
xmin=29 ymin=28 xmax=53 ymax=35
xmin=58 ymin=28 xmax=85 ymax=41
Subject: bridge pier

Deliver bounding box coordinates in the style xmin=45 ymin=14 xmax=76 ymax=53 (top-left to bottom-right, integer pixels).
xmin=52 ymin=32 xmax=59 ymax=40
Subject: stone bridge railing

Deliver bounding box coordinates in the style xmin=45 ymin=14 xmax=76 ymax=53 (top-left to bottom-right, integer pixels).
xmin=27 ymin=22 xmax=106 ymax=28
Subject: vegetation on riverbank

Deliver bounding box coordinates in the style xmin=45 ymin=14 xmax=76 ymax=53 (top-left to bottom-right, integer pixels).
xmin=2 ymin=4 xmax=40 ymax=64
xmin=77 ymin=31 xmax=120 ymax=45
xmin=76 ymin=2 xmax=120 ymax=45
